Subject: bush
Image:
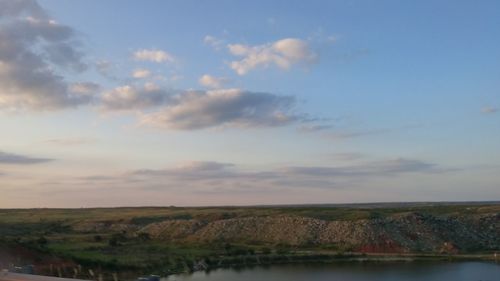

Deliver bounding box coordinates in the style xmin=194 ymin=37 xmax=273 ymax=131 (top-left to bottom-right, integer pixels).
xmin=108 ymin=233 xmax=127 ymax=246
xmin=261 ymin=247 xmax=272 ymax=255
xmin=108 ymin=237 xmax=119 ymax=247
xmin=137 ymin=232 xmax=151 ymax=242
xmin=276 ymin=247 xmax=290 ymax=255
xmin=37 ymin=236 xmax=48 ymax=246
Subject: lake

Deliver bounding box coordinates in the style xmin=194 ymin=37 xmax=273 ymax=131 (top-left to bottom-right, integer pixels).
xmin=165 ymin=262 xmax=499 ymax=281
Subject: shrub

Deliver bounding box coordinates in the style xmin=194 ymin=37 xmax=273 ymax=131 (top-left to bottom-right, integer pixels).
xmin=261 ymin=247 xmax=272 ymax=254
xmin=137 ymin=232 xmax=151 ymax=242
xmin=37 ymin=236 xmax=48 ymax=246
xmin=108 ymin=233 xmax=127 ymax=246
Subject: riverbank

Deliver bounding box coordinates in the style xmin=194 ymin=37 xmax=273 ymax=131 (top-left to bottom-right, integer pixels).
xmin=140 ymin=251 xmax=500 ymax=277
xmin=3 ymin=258 xmax=499 ymax=281
xmin=1 ymin=246 xmax=499 ymax=279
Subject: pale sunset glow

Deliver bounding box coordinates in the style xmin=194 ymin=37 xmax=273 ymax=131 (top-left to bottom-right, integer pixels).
xmin=0 ymin=0 xmax=499 ymax=208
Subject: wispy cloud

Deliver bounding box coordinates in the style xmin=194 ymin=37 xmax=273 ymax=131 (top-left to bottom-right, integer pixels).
xmin=298 ymin=124 xmax=334 ymax=132
xmin=282 ymin=158 xmax=447 ymax=177
xmin=227 ymin=38 xmax=317 ymax=75
xmin=323 ymin=125 xmax=422 ymax=140
xmin=78 ymin=157 xmax=453 ymax=193
xmin=326 ymin=128 xmax=393 ymax=140
xmin=329 ymin=152 xmax=366 ymax=161
xmin=132 ymin=68 xmax=152 ymax=79
xmin=481 ymin=106 xmax=498 ymax=114
xmin=100 ymin=84 xmax=171 ymax=111
xmin=95 ymin=60 xmax=117 ymax=80
xmin=43 ymin=137 xmax=95 ymax=146
xmin=204 ymin=35 xmax=225 ymax=51
xmin=69 ymin=82 xmax=100 ymax=96
xmin=133 ymin=49 xmax=175 ymax=63
xmin=199 ymin=74 xmax=230 ymax=89
xmin=0 ymin=151 xmax=53 ymax=165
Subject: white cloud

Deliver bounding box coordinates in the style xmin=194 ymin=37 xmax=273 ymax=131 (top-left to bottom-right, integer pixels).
xmin=298 ymin=124 xmax=334 ymax=132
xmin=133 ymin=49 xmax=175 ymax=63
xmin=199 ymin=74 xmax=229 ymax=89
xmin=228 ymin=38 xmax=317 ymax=75
xmin=132 ymin=68 xmax=151 ymax=79
xmin=203 ymin=35 xmax=224 ymax=50
xmin=100 ymin=85 xmax=171 ymax=111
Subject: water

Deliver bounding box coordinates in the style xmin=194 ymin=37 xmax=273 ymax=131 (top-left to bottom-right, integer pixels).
xmin=165 ymin=262 xmax=499 ymax=281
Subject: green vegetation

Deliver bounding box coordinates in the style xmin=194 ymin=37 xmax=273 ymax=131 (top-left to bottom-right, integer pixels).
xmin=0 ymin=203 xmax=498 ymax=278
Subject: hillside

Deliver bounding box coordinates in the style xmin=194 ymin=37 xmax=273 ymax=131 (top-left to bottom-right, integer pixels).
xmin=0 ymin=203 xmax=498 ymax=277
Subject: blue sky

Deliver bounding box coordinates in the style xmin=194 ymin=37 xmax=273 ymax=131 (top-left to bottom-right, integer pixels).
xmin=0 ymin=0 xmax=498 ymax=207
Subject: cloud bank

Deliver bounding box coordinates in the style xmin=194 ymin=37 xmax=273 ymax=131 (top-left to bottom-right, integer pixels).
xmin=79 ymin=158 xmax=451 ymax=193
xmin=138 ymin=88 xmax=299 ymax=130
xmin=0 ymin=0 xmax=95 ymax=111
xmin=0 ymin=2 xmax=322 ymax=133
xmin=0 ymin=151 xmax=53 ymax=164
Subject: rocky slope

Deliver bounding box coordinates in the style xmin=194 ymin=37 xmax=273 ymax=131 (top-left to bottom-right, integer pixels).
xmin=72 ymin=211 xmax=499 ymax=254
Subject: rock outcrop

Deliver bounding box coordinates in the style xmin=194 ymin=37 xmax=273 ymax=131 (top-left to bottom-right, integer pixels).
xmin=128 ymin=212 xmax=499 ymax=253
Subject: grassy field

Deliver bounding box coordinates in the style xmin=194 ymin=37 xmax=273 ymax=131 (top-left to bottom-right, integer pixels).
xmin=1 ymin=202 xmax=498 ymax=223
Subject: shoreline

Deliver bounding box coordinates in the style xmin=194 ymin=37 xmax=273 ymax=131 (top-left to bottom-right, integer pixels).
xmin=2 ymin=252 xmax=498 ymax=281
xmin=158 ymin=252 xmax=499 ymax=277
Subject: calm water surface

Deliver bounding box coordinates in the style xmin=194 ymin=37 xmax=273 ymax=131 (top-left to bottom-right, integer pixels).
xmin=165 ymin=262 xmax=499 ymax=281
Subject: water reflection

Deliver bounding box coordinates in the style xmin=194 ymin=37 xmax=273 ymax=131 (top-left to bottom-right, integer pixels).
xmin=164 ymin=262 xmax=499 ymax=281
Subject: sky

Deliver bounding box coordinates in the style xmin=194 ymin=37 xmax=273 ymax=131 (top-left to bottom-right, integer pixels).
xmin=0 ymin=0 xmax=499 ymax=208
